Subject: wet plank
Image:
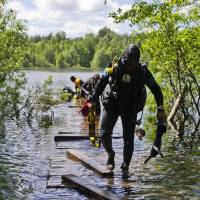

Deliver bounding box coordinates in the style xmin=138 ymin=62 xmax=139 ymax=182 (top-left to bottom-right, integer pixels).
xmin=67 ymin=149 xmax=113 ymax=177
xmin=49 ymin=155 xmax=67 ymax=160
xmin=47 ymin=176 xmax=65 ymax=188
xmin=55 ymin=134 xmax=122 ymax=141
xmin=58 ymin=131 xmax=122 ymax=139
xmin=47 ymin=175 xmax=83 ymax=189
xmin=55 ymin=140 xmax=90 ymax=149
xmin=49 ymin=169 xmax=75 ymax=176
xmin=111 ymin=135 xmax=122 ymax=139
xmin=62 ymin=174 xmax=121 ymax=200
xmin=49 ymin=162 xmax=84 ymax=176
xmin=58 ymin=131 xmax=80 ymax=134
xmin=54 ymin=134 xmax=88 ymax=141
xmin=58 ymin=130 xmax=99 ymax=134
xmin=68 ymin=105 xmax=82 ymax=108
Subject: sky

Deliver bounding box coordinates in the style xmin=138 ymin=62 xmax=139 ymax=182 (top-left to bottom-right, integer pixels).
xmin=7 ymin=0 xmax=133 ymax=38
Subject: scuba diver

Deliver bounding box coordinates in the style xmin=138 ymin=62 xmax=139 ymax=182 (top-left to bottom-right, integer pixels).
xmin=60 ymin=86 xmax=76 ymax=102
xmin=81 ymin=74 xmax=101 ymax=117
xmin=62 ymin=86 xmax=76 ymax=95
xmin=70 ymin=76 xmax=85 ymax=97
xmin=89 ymin=44 xmax=167 ymax=178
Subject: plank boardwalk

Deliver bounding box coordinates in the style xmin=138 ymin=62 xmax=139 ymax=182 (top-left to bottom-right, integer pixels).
xmin=55 ymin=133 xmax=122 ymax=141
xmin=54 ymin=134 xmax=88 ymax=141
xmin=67 ymin=149 xmax=113 ymax=177
xmin=62 ymin=174 xmax=121 ymax=200
xmin=48 ymin=99 xmax=124 ymax=198
xmin=47 ymin=176 xmax=65 ymax=188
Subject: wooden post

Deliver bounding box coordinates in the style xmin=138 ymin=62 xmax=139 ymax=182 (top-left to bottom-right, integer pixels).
xmin=167 ymin=92 xmax=184 ymax=136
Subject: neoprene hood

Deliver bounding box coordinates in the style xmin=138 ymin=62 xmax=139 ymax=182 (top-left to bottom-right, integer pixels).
xmin=124 ymin=44 xmax=140 ymax=62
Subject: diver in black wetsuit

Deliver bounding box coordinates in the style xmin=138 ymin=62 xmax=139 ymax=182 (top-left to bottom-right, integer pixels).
xmin=89 ymin=44 xmax=167 ymax=177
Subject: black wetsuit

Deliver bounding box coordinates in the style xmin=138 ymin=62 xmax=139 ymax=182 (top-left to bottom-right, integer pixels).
xmin=91 ymin=58 xmax=163 ymax=166
xmin=81 ymin=77 xmax=101 ymax=116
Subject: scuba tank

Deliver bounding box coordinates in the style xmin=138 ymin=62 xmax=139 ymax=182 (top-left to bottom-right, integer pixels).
xmin=80 ymin=100 xmax=101 ymax=148
xmin=88 ymin=102 xmax=96 ymax=142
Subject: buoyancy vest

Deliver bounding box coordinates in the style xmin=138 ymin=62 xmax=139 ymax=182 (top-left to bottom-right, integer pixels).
xmin=102 ymin=57 xmax=147 ymax=113
xmin=85 ymin=78 xmax=96 ymax=94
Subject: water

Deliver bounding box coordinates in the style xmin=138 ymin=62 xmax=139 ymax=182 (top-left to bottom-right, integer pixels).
xmin=0 ymin=71 xmax=199 ymax=200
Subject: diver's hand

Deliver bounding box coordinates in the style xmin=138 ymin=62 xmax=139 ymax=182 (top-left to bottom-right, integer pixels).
xmin=150 ymin=146 xmax=159 ymax=158
xmin=150 ymin=146 xmax=164 ymax=158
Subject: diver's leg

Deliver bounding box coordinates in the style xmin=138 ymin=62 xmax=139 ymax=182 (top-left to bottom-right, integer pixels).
xmin=100 ymin=108 xmax=118 ymax=169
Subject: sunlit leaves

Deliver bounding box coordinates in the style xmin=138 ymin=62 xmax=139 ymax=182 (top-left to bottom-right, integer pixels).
xmin=0 ymin=0 xmax=27 ymax=119
xmin=111 ymin=0 xmax=200 ymax=141
xmin=24 ymin=27 xmax=133 ymax=69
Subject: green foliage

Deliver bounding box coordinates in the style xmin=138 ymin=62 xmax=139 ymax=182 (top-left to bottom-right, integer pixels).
xmin=90 ymin=48 xmax=110 ymax=68
xmin=16 ymin=75 xmax=62 ymax=127
xmin=111 ymin=0 xmax=200 ymax=144
xmin=36 ymin=75 xmax=56 ymax=111
xmin=60 ymin=91 xmax=73 ymax=102
xmin=23 ymin=27 xmax=133 ymax=69
xmin=0 ymin=0 xmax=27 ymax=120
xmin=98 ymin=26 xmax=114 ymax=37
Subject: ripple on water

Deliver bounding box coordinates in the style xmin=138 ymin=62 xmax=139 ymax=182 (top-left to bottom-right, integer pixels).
xmin=0 ymin=86 xmax=200 ymax=199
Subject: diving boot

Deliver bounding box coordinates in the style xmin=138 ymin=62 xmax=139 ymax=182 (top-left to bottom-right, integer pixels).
xmin=107 ymin=152 xmax=115 ymax=170
xmin=121 ymin=162 xmax=129 ymax=179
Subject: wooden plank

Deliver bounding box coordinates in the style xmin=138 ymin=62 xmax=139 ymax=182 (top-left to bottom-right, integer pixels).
xmin=58 ymin=131 xmax=80 ymax=134
xmin=49 ymin=155 xmax=68 ymax=160
xmin=49 ymin=169 xmax=76 ymax=176
xmin=54 ymin=134 xmax=88 ymax=141
xmin=47 ymin=176 xmax=65 ymax=188
xmin=55 ymin=134 xmax=122 ymax=141
xmin=112 ymin=135 xmax=123 ymax=139
xmin=55 ymin=141 xmax=90 ymax=150
xmin=67 ymin=149 xmax=113 ymax=177
xmin=68 ymin=105 xmax=81 ymax=108
xmin=58 ymin=130 xmax=99 ymax=134
xmin=47 ymin=175 xmax=81 ymax=189
xmin=62 ymin=174 xmax=121 ymax=200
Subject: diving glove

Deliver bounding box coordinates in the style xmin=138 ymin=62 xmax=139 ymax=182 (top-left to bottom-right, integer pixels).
xmin=144 ymin=122 xmax=166 ymax=164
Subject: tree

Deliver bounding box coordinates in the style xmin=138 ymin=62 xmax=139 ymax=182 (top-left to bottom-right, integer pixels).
xmin=44 ymin=45 xmax=56 ymax=64
xmin=90 ymin=48 xmax=110 ymax=68
xmin=98 ymin=27 xmax=114 ymax=37
xmin=111 ymin=0 xmax=200 ymax=145
xmin=0 ymin=0 xmax=27 ymax=120
xmin=56 ymin=53 xmax=65 ymax=68
xmin=55 ymin=31 xmax=66 ymax=41
xmin=23 ymin=27 xmax=132 ymax=69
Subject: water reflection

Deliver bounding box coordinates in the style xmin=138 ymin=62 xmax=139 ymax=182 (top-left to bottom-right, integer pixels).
xmin=0 ymin=71 xmax=199 ymax=200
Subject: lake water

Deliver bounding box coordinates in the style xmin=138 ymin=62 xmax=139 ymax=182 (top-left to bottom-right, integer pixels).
xmin=0 ymin=70 xmax=199 ymax=200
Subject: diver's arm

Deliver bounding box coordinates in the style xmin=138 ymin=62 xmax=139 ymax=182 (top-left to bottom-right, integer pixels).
xmin=144 ymin=68 xmax=167 ymax=161
xmin=81 ymin=80 xmax=89 ymax=96
xmin=90 ymin=73 xmax=109 ymax=101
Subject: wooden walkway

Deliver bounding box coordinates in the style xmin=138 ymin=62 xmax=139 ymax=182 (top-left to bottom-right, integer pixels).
xmin=47 ymin=99 xmax=124 ymax=199
xmin=62 ymin=175 xmax=121 ymax=200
